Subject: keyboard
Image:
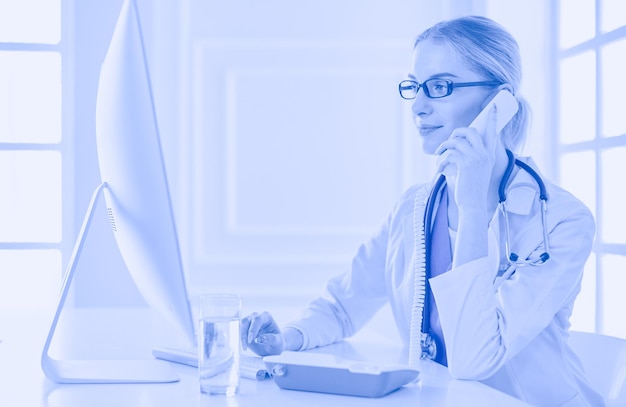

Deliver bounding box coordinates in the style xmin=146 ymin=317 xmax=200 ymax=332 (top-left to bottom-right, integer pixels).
xmin=152 ymin=346 xmax=270 ymax=380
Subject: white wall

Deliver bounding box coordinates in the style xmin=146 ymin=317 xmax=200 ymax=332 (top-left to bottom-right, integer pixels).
xmin=150 ymin=1 xmax=494 ymax=305
xmin=70 ymin=1 xmax=553 ymax=316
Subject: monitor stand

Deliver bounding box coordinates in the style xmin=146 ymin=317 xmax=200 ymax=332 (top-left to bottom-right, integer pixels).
xmin=40 ymin=183 xmax=179 ymax=384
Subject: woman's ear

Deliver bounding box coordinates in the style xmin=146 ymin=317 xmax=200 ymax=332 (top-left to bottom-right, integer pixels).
xmin=497 ymin=83 xmax=514 ymax=95
xmin=480 ymin=84 xmax=515 ymax=111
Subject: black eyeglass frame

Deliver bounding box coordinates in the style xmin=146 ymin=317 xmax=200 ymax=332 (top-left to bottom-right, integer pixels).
xmin=398 ymin=79 xmax=502 ymax=99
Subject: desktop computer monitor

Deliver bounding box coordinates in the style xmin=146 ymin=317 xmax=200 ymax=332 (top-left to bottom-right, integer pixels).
xmin=41 ymin=0 xmax=195 ymax=383
xmin=94 ymin=0 xmax=195 ymax=349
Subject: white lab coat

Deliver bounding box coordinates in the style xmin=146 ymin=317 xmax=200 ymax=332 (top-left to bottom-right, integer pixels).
xmin=285 ymin=157 xmax=604 ymax=407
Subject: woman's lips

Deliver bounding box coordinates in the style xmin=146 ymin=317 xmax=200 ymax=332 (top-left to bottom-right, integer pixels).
xmin=418 ymin=125 xmax=443 ymax=136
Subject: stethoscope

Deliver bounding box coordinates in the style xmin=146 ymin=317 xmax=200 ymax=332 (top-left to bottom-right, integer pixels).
xmin=420 ymin=148 xmax=550 ymax=361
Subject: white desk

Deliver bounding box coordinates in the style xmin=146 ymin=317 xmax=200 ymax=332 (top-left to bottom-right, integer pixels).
xmin=0 ymin=308 xmax=531 ymax=407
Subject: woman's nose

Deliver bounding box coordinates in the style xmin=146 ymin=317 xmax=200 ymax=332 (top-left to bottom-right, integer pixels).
xmin=411 ymin=91 xmax=432 ymax=117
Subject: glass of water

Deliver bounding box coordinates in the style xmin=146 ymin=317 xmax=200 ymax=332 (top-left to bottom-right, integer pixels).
xmin=198 ymin=294 xmax=241 ymax=396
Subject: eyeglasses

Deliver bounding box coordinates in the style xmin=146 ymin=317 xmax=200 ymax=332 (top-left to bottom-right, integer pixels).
xmin=398 ymin=79 xmax=501 ymax=99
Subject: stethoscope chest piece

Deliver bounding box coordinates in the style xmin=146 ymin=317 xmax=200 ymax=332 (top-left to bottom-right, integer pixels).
xmin=420 ymin=332 xmax=437 ymax=360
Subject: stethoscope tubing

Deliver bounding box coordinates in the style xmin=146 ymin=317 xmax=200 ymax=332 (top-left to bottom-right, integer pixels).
xmin=421 ymin=149 xmax=549 ymax=336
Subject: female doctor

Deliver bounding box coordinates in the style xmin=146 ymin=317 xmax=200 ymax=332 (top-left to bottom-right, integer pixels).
xmin=241 ymin=16 xmax=603 ymax=407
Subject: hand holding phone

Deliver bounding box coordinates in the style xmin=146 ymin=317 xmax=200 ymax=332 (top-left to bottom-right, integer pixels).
xmin=435 ymin=89 xmax=519 ymax=180
xmin=469 ymin=89 xmax=519 ymax=135
xmin=436 ymin=90 xmax=518 ymax=157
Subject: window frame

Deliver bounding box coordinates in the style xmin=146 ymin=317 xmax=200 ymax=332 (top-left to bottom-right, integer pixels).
xmin=0 ymin=0 xmax=74 ymax=291
xmin=551 ymin=0 xmax=626 ymax=337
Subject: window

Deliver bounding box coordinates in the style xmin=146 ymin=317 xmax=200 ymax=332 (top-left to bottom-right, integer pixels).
xmin=0 ymin=0 xmax=71 ymax=311
xmin=554 ymin=0 xmax=626 ymax=338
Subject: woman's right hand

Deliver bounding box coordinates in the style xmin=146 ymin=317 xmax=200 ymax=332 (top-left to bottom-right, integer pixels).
xmin=240 ymin=311 xmax=287 ymax=356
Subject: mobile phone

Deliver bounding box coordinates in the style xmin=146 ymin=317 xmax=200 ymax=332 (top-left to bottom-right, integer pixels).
xmin=469 ymin=89 xmax=519 ymax=134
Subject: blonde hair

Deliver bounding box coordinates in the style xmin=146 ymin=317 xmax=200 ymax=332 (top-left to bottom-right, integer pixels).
xmin=415 ymin=16 xmax=530 ymax=151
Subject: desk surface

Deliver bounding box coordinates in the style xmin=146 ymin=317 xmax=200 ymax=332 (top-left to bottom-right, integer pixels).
xmin=0 ymin=308 xmax=531 ymax=407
